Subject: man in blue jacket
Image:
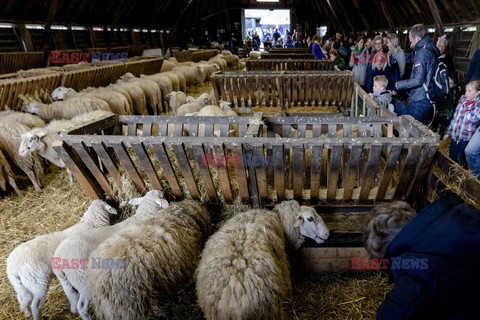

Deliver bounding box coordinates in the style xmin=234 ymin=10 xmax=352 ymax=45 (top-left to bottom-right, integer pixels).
xmin=377 ymin=193 xmax=480 ymax=320
xmin=393 ymin=24 xmax=438 ymax=124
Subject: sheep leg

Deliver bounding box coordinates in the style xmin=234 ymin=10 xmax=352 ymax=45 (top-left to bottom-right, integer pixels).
xmin=7 ymin=175 xmax=23 ymax=198
xmin=24 ymin=169 xmax=41 ymax=191
xmin=9 ymin=276 xmax=33 ymax=316
xmin=67 ymin=168 xmax=74 ymax=185
xmin=56 ymin=270 xmax=80 ymax=314
xmin=77 ymin=295 xmax=92 ymax=320
xmin=30 ymin=293 xmax=47 ymax=320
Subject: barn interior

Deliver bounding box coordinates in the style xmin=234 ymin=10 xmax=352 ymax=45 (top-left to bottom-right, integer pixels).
xmin=0 ymin=0 xmax=479 ymax=319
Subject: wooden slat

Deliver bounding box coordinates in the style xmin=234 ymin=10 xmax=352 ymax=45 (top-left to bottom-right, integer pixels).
xmin=212 ymin=144 xmax=233 ymax=203
xmin=150 ymin=143 xmax=183 ymax=199
xmin=310 ymin=144 xmax=323 ymax=203
xmin=90 ymin=141 xmax=123 ymax=190
xmin=292 ymin=144 xmax=304 ymax=200
xmin=129 ymin=142 xmax=163 ymax=191
xmin=394 ymin=145 xmax=422 ymax=199
xmin=172 ymin=143 xmax=200 ymax=199
xmin=376 ymin=144 xmax=403 ymax=201
xmin=111 ymin=142 xmax=146 ymax=195
xmin=192 ymin=144 xmax=218 ymax=204
xmin=243 ymin=144 xmax=260 ymax=208
xmin=273 ymin=144 xmax=285 ymax=202
xmin=327 ymin=144 xmax=343 ymax=202
xmin=343 ymin=144 xmax=363 ymax=200
xmin=359 ymin=144 xmax=382 ymax=202
xmin=406 ymin=144 xmax=438 ymax=201
xmin=231 ymin=144 xmax=250 ymax=204
xmin=252 ymin=144 xmax=269 ymax=204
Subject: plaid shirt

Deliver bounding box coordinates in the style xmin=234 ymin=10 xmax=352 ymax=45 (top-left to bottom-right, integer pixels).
xmin=447 ymin=96 xmax=480 ymax=141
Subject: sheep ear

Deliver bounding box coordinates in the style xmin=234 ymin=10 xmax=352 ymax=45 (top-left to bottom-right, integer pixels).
xmin=293 ymin=216 xmax=304 ymax=228
xmin=129 ymin=197 xmax=143 ymax=205
xmin=35 ymin=131 xmax=46 ymax=139
xmin=104 ymin=204 xmax=117 ymax=215
xmin=156 ymin=199 xmax=169 ymax=208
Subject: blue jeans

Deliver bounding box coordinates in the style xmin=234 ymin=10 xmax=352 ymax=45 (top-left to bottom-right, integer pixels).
xmin=393 ymin=98 xmax=433 ymax=124
xmin=449 ymin=139 xmax=469 ymax=167
xmin=465 ymin=127 xmax=480 ymax=179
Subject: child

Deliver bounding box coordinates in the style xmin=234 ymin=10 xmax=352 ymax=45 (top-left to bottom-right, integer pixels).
xmin=366 ymin=52 xmax=397 ymax=93
xmin=443 ymin=80 xmax=480 ymax=167
xmin=431 ymin=77 xmax=460 ymax=136
xmin=329 ymin=50 xmax=346 ymax=71
xmin=368 ymin=75 xmax=393 ymax=113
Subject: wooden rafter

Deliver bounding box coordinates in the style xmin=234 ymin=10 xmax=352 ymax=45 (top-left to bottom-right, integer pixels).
xmin=148 ymin=0 xmax=173 ymax=29
xmin=438 ymin=0 xmax=460 ymax=23
xmin=378 ymin=0 xmax=395 ymax=31
xmin=352 ymin=0 xmax=371 ymax=32
xmin=331 ymin=0 xmax=355 ymax=33
xmin=426 ymin=0 xmax=444 ymax=36
xmin=41 ymin=0 xmax=59 ymax=51
xmin=172 ymin=0 xmax=196 ymax=35
xmin=467 ymin=0 xmax=480 ymax=21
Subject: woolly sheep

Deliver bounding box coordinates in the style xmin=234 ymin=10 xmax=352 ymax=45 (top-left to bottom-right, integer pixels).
xmin=80 ymin=87 xmax=133 ymax=115
xmin=0 ymin=111 xmax=46 ymax=129
xmin=23 ymin=97 xmax=111 ymax=121
xmin=196 ymin=62 xmax=221 ymax=80
xmin=174 ymin=101 xmax=204 ymax=116
xmin=53 ymin=190 xmax=168 ymax=320
xmin=170 ymin=70 xmax=187 ymax=92
xmin=0 ymin=148 xmax=22 ymax=197
xmin=160 ymin=59 xmax=177 ymax=72
xmin=51 ymin=86 xmax=77 ymax=101
xmin=221 ymin=54 xmax=240 ymax=71
xmin=362 ymin=201 xmax=415 ymax=258
xmin=0 ymin=122 xmax=43 ymax=191
xmin=6 ymin=200 xmax=116 ymax=320
xmin=124 ymin=77 xmax=163 ymax=115
xmin=166 ymin=91 xmax=187 ymax=111
xmin=196 ymin=200 xmax=330 ymax=320
xmin=248 ymin=51 xmax=262 ymax=59
xmin=161 ymin=71 xmax=181 ymax=91
xmin=208 ymin=56 xmax=227 ymax=72
xmin=114 ymin=81 xmax=148 ymax=115
xmin=142 ymin=74 xmax=174 ymax=113
xmin=218 ymin=101 xmax=238 ymax=116
xmin=171 ymin=65 xmax=206 ymax=86
xmin=87 ymin=200 xmax=212 ymax=320
xmin=221 ymin=50 xmax=233 ymax=56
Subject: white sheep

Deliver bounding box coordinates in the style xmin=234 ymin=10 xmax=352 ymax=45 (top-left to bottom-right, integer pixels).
xmin=142 ymin=73 xmax=173 ymax=113
xmin=218 ymin=100 xmax=238 ymax=116
xmin=0 ymin=122 xmax=43 ymax=191
xmin=160 ymin=71 xmax=181 ymax=91
xmin=174 ymin=101 xmax=204 ymax=116
xmin=51 ymin=86 xmax=77 ymax=101
xmin=23 ymin=97 xmax=111 ymax=121
xmin=114 ymin=81 xmax=148 ymax=115
xmin=0 ymin=148 xmax=22 ymax=197
xmin=171 ymin=65 xmax=206 ymax=86
xmin=124 ymin=76 xmax=163 ymax=115
xmin=6 ymin=200 xmax=117 ymax=320
xmin=166 ymin=91 xmax=187 ymax=111
xmin=208 ymin=56 xmax=227 ymax=72
xmin=17 ymin=110 xmax=115 ymax=184
xmin=0 ymin=110 xmax=46 ymax=129
xmin=196 ymin=200 xmax=330 ymax=320
xmin=53 ymin=190 xmax=168 ymax=320
xmin=197 ymin=62 xmax=221 ymax=80
xmin=248 ymin=51 xmax=262 ymax=59
xmin=80 ymin=87 xmax=133 ymax=115
xmin=160 ymin=59 xmax=177 ymax=72
xmin=170 ymin=70 xmax=187 ymax=92
xmin=221 ymin=54 xmax=240 ymax=71
xmin=87 ymin=199 xmax=212 ymax=320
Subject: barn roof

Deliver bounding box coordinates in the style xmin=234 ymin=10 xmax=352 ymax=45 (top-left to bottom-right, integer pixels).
xmin=0 ymin=0 xmax=478 ymax=34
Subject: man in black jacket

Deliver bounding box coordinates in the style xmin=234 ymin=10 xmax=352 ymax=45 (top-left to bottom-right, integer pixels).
xmin=393 ymin=24 xmax=438 ymax=124
xmin=375 ymin=194 xmax=480 ymax=320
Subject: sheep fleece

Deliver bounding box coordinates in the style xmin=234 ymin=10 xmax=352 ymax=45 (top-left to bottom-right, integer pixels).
xmin=87 ymin=200 xmax=211 ymax=320
xmin=196 ymin=209 xmax=291 ymax=320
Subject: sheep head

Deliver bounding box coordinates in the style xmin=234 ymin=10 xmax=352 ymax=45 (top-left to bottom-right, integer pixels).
xmin=23 ymin=102 xmax=40 ymax=115
xmin=18 ymin=131 xmax=47 ymax=157
xmin=52 ymin=86 xmax=76 ymax=101
xmin=129 ymin=189 xmax=169 ymax=209
xmin=219 ymin=100 xmax=233 ymax=112
xmin=294 ymin=206 xmax=330 ymax=244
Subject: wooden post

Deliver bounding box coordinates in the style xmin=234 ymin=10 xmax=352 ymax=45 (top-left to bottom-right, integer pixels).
xmin=67 ymin=25 xmax=78 ymax=49
xmin=426 ymin=0 xmax=444 ymax=37
xmin=14 ymin=24 xmax=35 ymax=52
xmin=88 ymin=27 xmax=97 ymax=48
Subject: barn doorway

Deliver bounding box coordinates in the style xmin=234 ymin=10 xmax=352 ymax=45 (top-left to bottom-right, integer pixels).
xmin=241 ymin=9 xmax=291 ymax=50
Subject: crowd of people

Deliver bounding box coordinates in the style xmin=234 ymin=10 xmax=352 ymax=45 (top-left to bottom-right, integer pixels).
xmin=305 ymin=24 xmax=480 ymax=180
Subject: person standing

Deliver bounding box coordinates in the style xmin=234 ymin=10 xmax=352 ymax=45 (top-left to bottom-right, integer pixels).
xmin=443 ymin=80 xmax=480 ymax=167
xmin=465 ymin=48 xmax=480 ymax=85
xmin=436 ymin=36 xmax=456 ymax=79
xmin=393 ymin=24 xmax=439 ymax=124
xmin=350 ymin=37 xmax=369 ymax=87
xmin=311 ymin=35 xmax=326 ymax=59
xmin=387 ymin=33 xmax=406 ymax=79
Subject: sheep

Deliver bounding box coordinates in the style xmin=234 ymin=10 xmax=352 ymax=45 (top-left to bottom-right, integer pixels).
xmin=171 ymin=65 xmax=206 ymax=86
xmin=142 ymin=73 xmax=174 ymax=113
xmin=80 ymin=87 xmax=133 ymax=115
xmin=174 ymin=101 xmax=204 ymax=116
xmin=221 ymin=54 xmax=240 ymax=71
xmin=0 ymin=122 xmax=43 ymax=191
xmin=218 ymin=100 xmax=238 ymax=116
xmin=87 ymin=199 xmax=212 ymax=320
xmin=0 ymin=148 xmax=22 ymax=197
xmin=114 ymin=81 xmax=148 ymax=115
xmin=362 ymin=201 xmax=415 ymax=258
xmin=53 ymin=190 xmax=168 ymax=320
xmin=160 ymin=59 xmax=177 ymax=72
xmin=248 ymin=51 xmax=262 ymax=59
xmin=208 ymin=56 xmax=227 ymax=72
xmin=196 ymin=62 xmax=221 ymax=81
xmin=161 ymin=71 xmax=181 ymax=91
xmin=170 ymin=69 xmax=187 ymax=92
xmin=221 ymin=50 xmax=232 ymax=56
xmin=6 ymin=200 xmax=117 ymax=320
xmin=17 ymin=110 xmax=115 ymax=184
xmin=166 ymin=91 xmax=188 ymax=111
xmin=196 ymin=200 xmax=330 ymax=320
xmin=23 ymin=97 xmax=111 ymax=121
xmin=124 ymin=77 xmax=163 ymax=115
xmin=51 ymin=86 xmax=77 ymax=101
xmin=0 ymin=111 xmax=46 ymax=129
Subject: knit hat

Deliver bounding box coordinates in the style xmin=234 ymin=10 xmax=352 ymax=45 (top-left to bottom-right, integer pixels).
xmin=373 ymin=52 xmax=387 ymax=65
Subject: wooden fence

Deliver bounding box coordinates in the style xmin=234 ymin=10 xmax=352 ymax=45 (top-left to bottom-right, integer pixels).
xmin=246 ymin=59 xmax=332 ymax=71
xmin=0 ymin=52 xmax=44 ymax=74
xmin=262 ymin=53 xmax=314 ymax=59
xmin=54 ymin=114 xmax=439 ymax=208
xmin=173 ymin=49 xmax=219 ymax=62
xmin=211 ymin=71 xmax=354 ymax=115
xmin=268 ymin=48 xmax=311 ymax=53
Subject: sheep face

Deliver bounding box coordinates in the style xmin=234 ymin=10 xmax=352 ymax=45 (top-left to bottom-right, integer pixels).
xmin=18 ymin=131 xmax=46 ymax=157
xmin=219 ymin=100 xmax=232 ymax=111
xmin=129 ymin=189 xmax=169 ymax=208
xmin=52 ymin=86 xmax=75 ymax=101
xmin=23 ymin=102 xmax=39 ymax=115
xmin=294 ymin=206 xmax=330 ymax=244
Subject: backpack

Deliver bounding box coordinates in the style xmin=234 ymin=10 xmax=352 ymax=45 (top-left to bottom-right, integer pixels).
xmin=425 ymin=53 xmax=450 ymax=102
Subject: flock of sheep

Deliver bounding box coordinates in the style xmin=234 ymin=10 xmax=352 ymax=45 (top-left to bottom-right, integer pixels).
xmin=0 ymin=50 xmax=244 ymax=198
xmin=7 ymin=193 xmax=330 ymax=320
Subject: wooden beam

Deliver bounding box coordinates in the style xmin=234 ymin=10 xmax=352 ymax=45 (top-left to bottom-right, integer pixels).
xmin=172 ymin=0 xmax=195 ymax=35
xmin=378 ymin=0 xmax=395 ymax=31
xmin=40 ymin=0 xmax=59 ymax=52
xmin=468 ymin=0 xmax=480 ymax=22
xmin=438 ymin=0 xmax=460 ymax=23
xmin=325 ymin=0 xmax=344 ymax=34
xmin=450 ymin=0 xmax=474 ymax=22
xmin=14 ymin=24 xmax=35 ymax=52
xmin=409 ymin=0 xmax=422 ymax=14
xmin=331 ymin=0 xmax=355 ymax=33
xmin=352 ymin=0 xmax=371 ymax=33
xmin=426 ymin=0 xmax=444 ymax=36
xmin=148 ymin=0 xmax=173 ymax=29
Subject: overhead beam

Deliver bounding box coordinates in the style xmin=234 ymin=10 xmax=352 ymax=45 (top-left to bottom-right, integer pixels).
xmin=426 ymin=0 xmax=444 ymax=36
xmin=331 ymin=0 xmax=355 ymax=33
xmin=438 ymin=0 xmax=460 ymax=23
xmin=468 ymin=0 xmax=480 ymax=22
xmin=172 ymin=0 xmax=196 ymax=35
xmin=148 ymin=0 xmax=173 ymax=29
xmin=352 ymin=0 xmax=371 ymax=33
xmin=41 ymin=0 xmax=59 ymax=52
xmin=378 ymin=0 xmax=395 ymax=31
